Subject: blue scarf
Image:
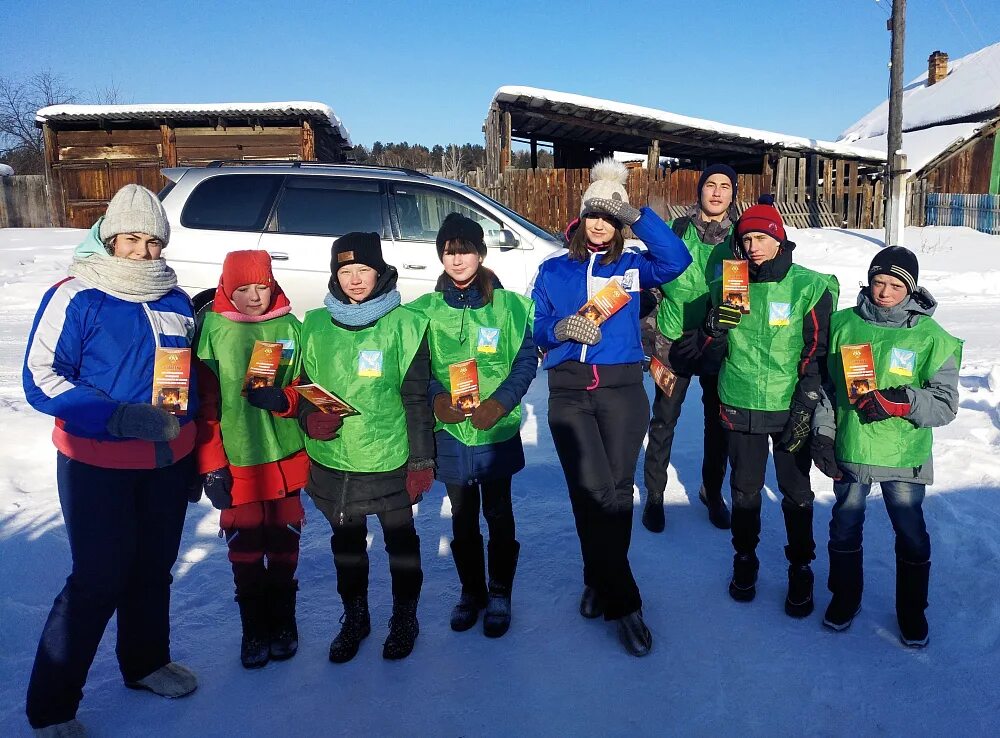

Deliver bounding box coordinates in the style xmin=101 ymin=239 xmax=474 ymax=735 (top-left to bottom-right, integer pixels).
xmin=324 ymin=289 xmax=401 ymax=327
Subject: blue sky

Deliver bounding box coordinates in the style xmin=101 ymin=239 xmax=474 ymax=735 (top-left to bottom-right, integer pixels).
xmin=4 ymin=0 xmax=1000 ymax=147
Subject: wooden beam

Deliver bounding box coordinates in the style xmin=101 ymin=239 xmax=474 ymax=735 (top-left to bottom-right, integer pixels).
xmin=775 ymin=157 xmax=787 ymax=200
xmin=530 ymin=137 xmax=537 ymax=169
xmin=761 ymin=153 xmax=774 ymax=195
xmin=160 ymin=124 xmax=177 ymax=167
xmin=500 ymin=110 xmax=512 ymax=174
xmin=42 ymin=123 xmax=64 ymax=227
xmin=646 ymin=139 xmax=660 ymax=172
xmin=301 ymin=120 xmax=316 ymax=161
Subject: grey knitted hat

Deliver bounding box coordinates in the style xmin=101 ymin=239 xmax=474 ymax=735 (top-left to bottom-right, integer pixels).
xmin=99 ymin=184 xmax=170 ymax=246
xmin=580 ymin=158 xmax=631 ymax=217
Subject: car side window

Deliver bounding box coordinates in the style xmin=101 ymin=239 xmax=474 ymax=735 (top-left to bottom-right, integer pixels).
xmin=180 ymin=174 xmax=284 ymax=232
xmin=273 ymin=177 xmax=385 ymax=237
xmin=393 ymin=184 xmax=501 ymax=241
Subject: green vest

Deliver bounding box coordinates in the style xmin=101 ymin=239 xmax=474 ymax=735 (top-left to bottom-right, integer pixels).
xmin=717 ymin=264 xmax=839 ymax=411
xmin=656 ymin=220 xmax=733 ymax=340
xmin=410 ymin=289 xmax=534 ymax=447
xmin=196 ymin=312 xmax=305 ymax=467
xmin=300 ymin=305 xmax=428 ymax=472
xmin=828 ymin=307 xmax=962 ymax=467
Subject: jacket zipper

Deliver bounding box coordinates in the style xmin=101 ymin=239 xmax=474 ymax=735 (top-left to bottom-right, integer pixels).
xmin=142 ymin=303 xmax=162 ymax=348
xmin=580 ymin=252 xmax=599 ymax=364
xmin=337 ymin=471 xmax=349 ymax=527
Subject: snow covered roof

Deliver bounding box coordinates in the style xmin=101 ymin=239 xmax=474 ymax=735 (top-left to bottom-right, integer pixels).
xmin=35 ymin=101 xmax=351 ymax=143
xmin=493 ymin=86 xmax=885 ymax=163
xmin=0 ymin=163 xmax=14 ymax=177
xmin=846 ymin=122 xmax=984 ymax=176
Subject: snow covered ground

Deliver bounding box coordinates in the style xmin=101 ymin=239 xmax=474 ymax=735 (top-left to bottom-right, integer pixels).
xmin=1 ymin=225 xmax=998 ymax=736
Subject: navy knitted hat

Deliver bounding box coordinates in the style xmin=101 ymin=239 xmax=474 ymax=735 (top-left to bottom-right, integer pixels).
xmin=698 ymin=164 xmax=738 ymax=201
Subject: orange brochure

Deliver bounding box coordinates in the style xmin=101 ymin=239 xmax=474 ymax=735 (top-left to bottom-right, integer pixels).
xmin=449 ymin=359 xmax=480 ymax=416
xmin=722 ymin=260 xmax=750 ymax=313
xmin=242 ymin=340 xmax=284 ymax=396
xmin=292 ymin=384 xmax=360 ymax=417
xmin=152 ymin=347 xmax=191 ymax=416
xmin=578 ymin=280 xmax=632 ymax=326
xmin=841 ymin=343 xmax=877 ymax=404
xmin=649 ymin=356 xmax=679 ymax=398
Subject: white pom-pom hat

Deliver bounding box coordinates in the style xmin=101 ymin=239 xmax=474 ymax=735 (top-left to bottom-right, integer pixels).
xmin=580 ymin=158 xmax=630 ymax=217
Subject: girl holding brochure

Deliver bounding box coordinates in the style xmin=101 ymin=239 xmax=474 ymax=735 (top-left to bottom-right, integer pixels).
xmin=410 ymin=213 xmax=537 ymax=638
xmin=531 ymin=159 xmax=691 ymax=657
xmin=194 ymin=250 xmax=308 ymax=669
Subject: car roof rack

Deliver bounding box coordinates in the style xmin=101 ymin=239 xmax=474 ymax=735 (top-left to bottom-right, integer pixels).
xmin=204 ymin=160 xmax=429 ymax=177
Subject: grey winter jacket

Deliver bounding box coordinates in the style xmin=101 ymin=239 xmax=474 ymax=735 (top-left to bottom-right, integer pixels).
xmin=812 ymin=287 xmax=959 ymax=485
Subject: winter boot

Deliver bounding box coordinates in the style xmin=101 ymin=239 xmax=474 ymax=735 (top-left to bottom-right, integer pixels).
xmin=698 ymin=486 xmax=731 ymax=530
xmin=268 ymin=581 xmax=299 ymax=660
xmin=483 ymin=540 xmax=520 ymax=638
xmin=579 ymin=585 xmax=604 ymax=619
xmin=728 ymin=553 xmax=759 ymax=602
xmin=124 ymin=662 xmax=197 ymax=698
xmin=784 ymin=564 xmax=815 ymax=618
xmin=329 ymin=595 xmax=371 ymax=664
xmin=617 ymin=610 xmax=653 ymax=657
xmin=383 ymin=598 xmax=419 ymax=660
xmin=896 ymin=559 xmax=931 ymax=648
xmin=33 ymin=719 xmax=87 ymax=737
xmin=781 ymin=500 xmax=816 ymax=617
xmin=823 ymin=547 xmax=863 ymax=631
xmin=449 ymin=537 xmax=488 ymax=632
xmin=236 ymin=593 xmax=270 ymax=669
xmin=642 ymin=491 xmax=665 ymax=533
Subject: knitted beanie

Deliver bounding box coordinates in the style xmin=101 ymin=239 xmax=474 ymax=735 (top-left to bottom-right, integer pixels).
xmin=736 ymin=194 xmax=786 ymax=242
xmin=100 ymin=184 xmax=170 ymax=246
xmin=221 ymin=250 xmax=275 ymax=298
xmin=331 ymin=232 xmax=387 ymax=275
xmin=580 ymin=158 xmax=630 ymax=217
xmin=869 ymin=246 xmax=919 ymax=293
xmin=436 ymin=212 xmax=486 ymax=260
xmin=698 ymin=163 xmax=738 ymax=201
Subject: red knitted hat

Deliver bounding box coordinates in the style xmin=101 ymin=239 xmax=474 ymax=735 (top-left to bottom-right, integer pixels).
xmin=737 ymin=197 xmax=786 ymax=242
xmin=221 ymin=250 xmax=275 ymax=298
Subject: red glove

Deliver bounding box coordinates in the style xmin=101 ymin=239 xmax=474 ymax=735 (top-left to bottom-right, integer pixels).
xmin=855 ymin=388 xmax=911 ymax=424
xmin=405 ymin=465 xmax=435 ymax=503
xmin=305 ymin=411 xmax=343 ymax=440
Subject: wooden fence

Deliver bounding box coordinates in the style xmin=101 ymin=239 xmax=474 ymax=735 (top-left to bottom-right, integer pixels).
xmin=0 ymin=175 xmax=53 ymax=228
xmin=925 ymin=192 xmax=1000 ymax=234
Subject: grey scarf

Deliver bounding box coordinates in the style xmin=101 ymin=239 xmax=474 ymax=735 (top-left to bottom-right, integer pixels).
xmin=69 ymin=254 xmax=178 ymax=303
xmin=683 ymin=203 xmax=733 ymax=246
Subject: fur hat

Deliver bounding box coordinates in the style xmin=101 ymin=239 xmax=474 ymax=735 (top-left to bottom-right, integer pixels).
xmin=100 ymin=184 xmax=170 ymax=246
xmin=580 ymin=158 xmax=631 ymax=217
xmin=436 ymin=212 xmax=486 ymax=260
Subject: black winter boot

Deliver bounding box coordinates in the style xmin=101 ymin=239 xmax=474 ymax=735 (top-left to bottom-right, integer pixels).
xmin=699 ymin=486 xmax=731 ymax=530
xmin=784 ymin=564 xmax=815 ymax=618
xmin=642 ymin=491 xmax=665 ymax=533
xmin=329 ymin=595 xmax=371 ymax=664
xmin=616 ymin=610 xmax=653 ymax=657
xmin=449 ymin=537 xmax=488 ymax=632
xmin=896 ymin=559 xmax=931 ymax=648
xmin=268 ymin=580 xmax=299 ymax=660
xmin=823 ymin=547 xmax=863 ymax=631
xmin=483 ymin=540 xmax=520 ymax=638
xmin=383 ymin=598 xmax=419 ymax=660
xmin=729 ymin=553 xmax=759 ymax=602
xmin=579 ymin=586 xmax=604 ymax=619
xmin=781 ymin=500 xmax=815 ymax=617
xmin=236 ymin=594 xmax=270 ymax=669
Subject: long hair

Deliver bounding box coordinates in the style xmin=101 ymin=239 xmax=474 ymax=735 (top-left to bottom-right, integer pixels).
xmin=438 ymin=238 xmax=495 ymax=304
xmin=567 ymin=218 xmax=625 ymax=266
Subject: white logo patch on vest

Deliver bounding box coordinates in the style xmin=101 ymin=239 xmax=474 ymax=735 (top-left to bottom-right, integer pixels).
xmin=358 ymin=350 xmax=383 ymax=377
xmin=889 ymin=347 xmax=916 ymax=377
xmin=768 ymin=302 xmax=791 ymax=327
xmin=477 ymin=327 xmax=500 ymax=354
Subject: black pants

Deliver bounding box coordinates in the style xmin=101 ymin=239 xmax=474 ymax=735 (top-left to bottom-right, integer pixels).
xmin=549 ymin=383 xmax=648 ymax=620
xmin=726 ymin=430 xmax=815 ymax=564
xmin=643 ymin=372 xmax=728 ymax=500
xmin=327 ymin=506 xmax=422 ymax=601
xmin=446 ymin=478 xmax=515 ymax=545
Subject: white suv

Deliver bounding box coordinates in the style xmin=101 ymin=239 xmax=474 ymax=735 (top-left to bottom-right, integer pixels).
xmin=158 ymin=162 xmax=562 ymax=312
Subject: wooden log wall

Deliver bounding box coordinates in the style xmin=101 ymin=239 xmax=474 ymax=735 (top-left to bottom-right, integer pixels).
xmin=0 ymin=175 xmax=52 ymax=227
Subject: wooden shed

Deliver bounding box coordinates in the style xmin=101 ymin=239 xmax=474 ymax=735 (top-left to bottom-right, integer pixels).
xmin=35 ymin=102 xmax=352 ymax=227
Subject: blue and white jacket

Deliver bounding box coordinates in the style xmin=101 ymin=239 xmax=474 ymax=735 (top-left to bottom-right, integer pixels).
xmin=531 ymin=207 xmax=692 ymax=372
xmin=22 ymin=222 xmax=198 ymax=468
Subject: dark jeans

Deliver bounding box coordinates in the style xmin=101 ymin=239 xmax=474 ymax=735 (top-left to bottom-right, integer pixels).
xmin=26 ymin=453 xmax=193 ymax=729
xmin=326 ymin=506 xmax=422 ymax=601
xmin=549 ymin=383 xmax=648 ymax=620
xmin=726 ymin=430 xmax=815 ymax=563
xmin=220 ymin=493 xmax=304 ymax=596
xmin=446 ymin=478 xmax=515 ymax=545
xmin=643 ymin=372 xmax=728 ymax=499
xmin=829 ymin=475 xmax=931 ymax=562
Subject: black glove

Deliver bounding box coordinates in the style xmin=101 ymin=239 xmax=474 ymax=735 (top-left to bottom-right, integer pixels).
xmin=186 ymin=473 xmax=205 ymax=504
xmin=704 ymin=304 xmax=742 ymax=337
xmin=203 ymin=467 xmax=233 ymax=510
xmin=583 ymin=197 xmax=642 ymax=226
xmin=671 ymin=331 xmax=704 ymax=363
xmin=246 ymin=385 xmax=290 ymax=413
xmin=855 ymin=387 xmax=911 ymax=424
xmin=554 ymin=314 xmax=602 ymax=345
xmin=106 ymin=403 xmax=180 ymax=442
xmin=778 ymin=402 xmax=812 ymax=453
xmin=810 ymin=434 xmax=842 ymax=480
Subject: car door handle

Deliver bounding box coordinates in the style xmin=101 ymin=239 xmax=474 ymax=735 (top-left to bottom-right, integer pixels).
xmin=402 ymin=263 xmax=426 ymax=270
xmin=269 ymin=251 xmax=289 ymax=261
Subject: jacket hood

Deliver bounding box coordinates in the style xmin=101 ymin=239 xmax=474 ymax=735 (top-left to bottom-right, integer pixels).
xmin=435 ymin=269 xmax=503 ymax=309
xmin=211 ymin=276 xmax=292 ymax=318
xmin=327 ymin=264 xmax=399 ymax=305
xmin=74 ymin=219 xmax=112 ymax=260
xmin=856 ymin=285 xmax=937 ymax=327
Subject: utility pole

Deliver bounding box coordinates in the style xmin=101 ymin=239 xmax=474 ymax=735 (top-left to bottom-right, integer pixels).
xmin=885 ymin=0 xmax=907 ymax=247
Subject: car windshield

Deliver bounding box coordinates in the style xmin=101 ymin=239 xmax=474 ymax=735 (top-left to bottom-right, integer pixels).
xmin=460 ymin=185 xmax=559 ymax=243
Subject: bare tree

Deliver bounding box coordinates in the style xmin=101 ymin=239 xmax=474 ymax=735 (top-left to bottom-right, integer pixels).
xmin=442 ymin=144 xmax=464 ymax=179
xmin=93 ymin=78 xmax=130 ymax=105
xmin=0 ymin=71 xmax=78 ymax=173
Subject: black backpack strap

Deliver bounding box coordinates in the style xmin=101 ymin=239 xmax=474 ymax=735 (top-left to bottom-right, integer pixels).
xmin=671 ymin=216 xmax=691 ymax=239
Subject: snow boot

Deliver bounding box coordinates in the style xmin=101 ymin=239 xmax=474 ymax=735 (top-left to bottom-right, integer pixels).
xmin=823 ymin=547 xmax=863 ymax=631
xmin=124 ymin=662 xmax=197 ymax=698
xmin=784 ymin=564 xmax=815 ymax=618
xmin=449 ymin=537 xmax=488 ymax=632
xmin=781 ymin=500 xmax=816 ymax=617
xmin=236 ymin=593 xmax=270 ymax=669
xmin=268 ymin=580 xmax=299 ymax=661
xmin=579 ymin=585 xmax=604 ymax=619
xmin=328 ymin=595 xmax=370 ymax=664
xmin=483 ymin=539 xmax=519 ymax=638
xmin=641 ymin=491 xmax=665 ymax=533
xmin=896 ymin=558 xmax=931 ymax=648
xmin=383 ymin=598 xmax=419 ymax=660
xmin=698 ymin=485 xmax=731 ymax=530
xmin=728 ymin=553 xmax=759 ymax=602
xmin=616 ymin=610 xmax=653 ymax=657
xmin=33 ymin=719 xmax=87 ymax=737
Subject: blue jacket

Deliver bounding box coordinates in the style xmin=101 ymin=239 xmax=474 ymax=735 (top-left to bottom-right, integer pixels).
xmin=531 ymin=207 xmax=692 ymax=370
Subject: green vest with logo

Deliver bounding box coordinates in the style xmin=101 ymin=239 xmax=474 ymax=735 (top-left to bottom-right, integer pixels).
xmin=196 ymin=312 xmax=305 ymax=467
xmin=828 ymin=307 xmax=962 ymax=468
xmin=410 ymin=289 xmax=534 ymax=447
xmin=656 ymin=221 xmax=733 ymax=340
xmin=300 ymin=305 xmax=428 ymax=472
xmin=717 ymin=264 xmax=839 ymax=411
